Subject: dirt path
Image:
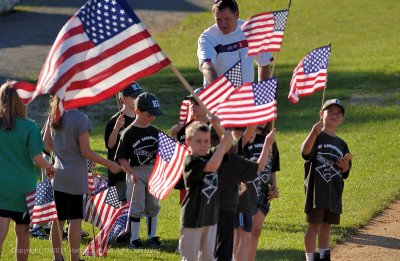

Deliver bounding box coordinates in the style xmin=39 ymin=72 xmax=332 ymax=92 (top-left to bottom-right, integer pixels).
xmin=331 ymin=200 xmax=400 ymax=260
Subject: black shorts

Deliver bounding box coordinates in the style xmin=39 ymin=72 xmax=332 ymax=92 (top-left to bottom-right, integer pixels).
xmin=254 ymin=190 xmax=271 ymax=216
xmin=306 ymin=208 xmax=340 ymax=225
xmin=54 ymin=190 xmax=83 ymax=220
xmin=0 ymin=209 xmax=30 ymax=225
xmin=234 ymin=211 xmax=253 ymax=232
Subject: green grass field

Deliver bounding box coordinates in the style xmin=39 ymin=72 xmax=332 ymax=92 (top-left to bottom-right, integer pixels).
xmin=2 ymin=0 xmax=400 ymax=260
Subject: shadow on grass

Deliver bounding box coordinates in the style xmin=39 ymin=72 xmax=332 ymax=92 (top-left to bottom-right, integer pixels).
xmin=340 ymin=233 xmax=400 ymax=250
xmin=108 ymin=238 xmax=179 ymax=254
xmin=256 ymin=249 xmax=305 ymax=260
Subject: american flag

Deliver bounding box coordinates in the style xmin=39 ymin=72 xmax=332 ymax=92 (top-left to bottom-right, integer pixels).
xmin=25 ymin=180 xmax=58 ymax=225
xmin=178 ymin=99 xmax=193 ymax=126
xmin=87 ymin=160 xmax=96 ymax=193
xmin=149 ymin=131 xmax=190 ymax=200
xmin=288 ymin=45 xmax=331 ymax=103
xmin=84 ymin=183 xmax=120 ymax=229
xmin=216 ymin=77 xmax=277 ymax=128
xmin=83 ymin=203 xmax=129 ymax=256
xmin=177 ymin=87 xmax=203 ymax=126
xmin=241 ymin=10 xmax=288 ymax=56
xmin=198 ymin=62 xmax=242 ymax=114
xmin=15 ymin=0 xmax=170 ymax=117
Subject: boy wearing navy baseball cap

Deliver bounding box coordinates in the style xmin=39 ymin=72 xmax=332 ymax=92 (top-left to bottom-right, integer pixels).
xmin=302 ymin=99 xmax=352 ymax=261
xmin=116 ymin=92 xmax=165 ymax=249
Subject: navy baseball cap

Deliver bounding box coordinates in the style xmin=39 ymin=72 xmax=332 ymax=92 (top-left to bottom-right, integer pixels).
xmin=135 ymin=92 xmax=165 ymax=116
xmin=120 ymin=82 xmax=144 ymax=99
xmin=322 ymin=99 xmax=345 ymax=114
xmin=184 ymin=87 xmax=204 ymax=103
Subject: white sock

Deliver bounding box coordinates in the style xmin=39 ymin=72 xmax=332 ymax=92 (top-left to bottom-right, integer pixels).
xmin=318 ymin=248 xmax=329 ymax=258
xmin=146 ymin=215 xmax=158 ymax=239
xmin=129 ymin=218 xmax=140 ymax=242
xmin=305 ymin=252 xmax=314 ymax=261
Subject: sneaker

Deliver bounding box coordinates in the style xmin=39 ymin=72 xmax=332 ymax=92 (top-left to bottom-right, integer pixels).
xmin=43 ymin=223 xmax=51 ymax=234
xmin=147 ymin=236 xmax=161 ymax=247
xmin=116 ymin=232 xmax=130 ymax=244
xmin=62 ymin=226 xmax=68 ymax=240
xmin=321 ymin=250 xmax=331 ymax=261
xmin=30 ymin=227 xmax=46 ymax=238
xmin=129 ymin=239 xmax=144 ymax=249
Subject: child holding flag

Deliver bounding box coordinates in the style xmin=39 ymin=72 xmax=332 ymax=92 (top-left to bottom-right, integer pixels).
xmin=302 ymin=99 xmax=352 ymax=261
xmin=44 ymin=96 xmax=122 ymax=261
xmin=115 ymin=92 xmax=165 ymax=249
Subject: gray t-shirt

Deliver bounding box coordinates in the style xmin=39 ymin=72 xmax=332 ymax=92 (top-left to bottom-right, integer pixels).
xmin=52 ymin=110 xmax=92 ymax=195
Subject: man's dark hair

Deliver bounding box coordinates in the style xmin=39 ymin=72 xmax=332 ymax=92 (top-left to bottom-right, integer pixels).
xmin=212 ymin=0 xmax=239 ymax=13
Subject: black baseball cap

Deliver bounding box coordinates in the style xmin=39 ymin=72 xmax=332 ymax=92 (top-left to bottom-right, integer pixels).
xmin=135 ymin=92 xmax=165 ymax=116
xmin=120 ymin=82 xmax=144 ymax=99
xmin=184 ymin=87 xmax=204 ymax=102
xmin=322 ymin=99 xmax=345 ymax=114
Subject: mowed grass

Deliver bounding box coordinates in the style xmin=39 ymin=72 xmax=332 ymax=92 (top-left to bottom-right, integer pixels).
xmin=2 ymin=0 xmax=400 ymax=260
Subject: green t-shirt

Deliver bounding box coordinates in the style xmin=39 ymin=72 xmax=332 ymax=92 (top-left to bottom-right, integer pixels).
xmin=0 ymin=118 xmax=44 ymax=212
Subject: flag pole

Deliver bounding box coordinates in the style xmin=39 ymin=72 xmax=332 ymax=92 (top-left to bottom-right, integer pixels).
xmin=50 ymin=190 xmax=65 ymax=260
xmin=88 ymin=180 xmax=96 ymax=244
xmin=115 ymin=94 xmax=122 ymax=114
xmin=320 ymin=42 xmax=331 ymax=109
xmin=169 ymin=63 xmax=225 ymax=135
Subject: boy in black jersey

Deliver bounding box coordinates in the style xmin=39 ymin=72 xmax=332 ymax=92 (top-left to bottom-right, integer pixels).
xmin=179 ymin=121 xmax=232 ymax=261
xmin=116 ymin=92 xmax=165 ymax=249
xmin=104 ymin=82 xmax=143 ymax=204
xmin=302 ymin=99 xmax=352 ymax=261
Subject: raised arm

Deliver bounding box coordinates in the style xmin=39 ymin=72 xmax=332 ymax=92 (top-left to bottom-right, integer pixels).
xmin=257 ymin=129 xmax=276 ymax=171
xmin=258 ymin=64 xmax=271 ymax=81
xmin=107 ymin=113 xmax=125 ymax=149
xmin=301 ymin=121 xmax=322 ymax=155
xmin=203 ymin=131 xmax=233 ymax=172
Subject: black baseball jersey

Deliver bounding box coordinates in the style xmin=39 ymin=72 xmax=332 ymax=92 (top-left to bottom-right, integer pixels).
xmin=303 ymin=132 xmax=351 ymax=214
xmin=115 ymin=124 xmax=159 ymax=167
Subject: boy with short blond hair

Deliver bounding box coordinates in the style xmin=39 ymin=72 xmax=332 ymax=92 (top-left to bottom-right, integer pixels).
xmin=179 ymin=120 xmax=232 ymax=261
xmin=302 ymin=99 xmax=352 ymax=261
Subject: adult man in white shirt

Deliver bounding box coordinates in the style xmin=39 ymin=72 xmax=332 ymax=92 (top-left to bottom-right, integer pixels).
xmin=197 ymin=0 xmax=273 ymax=87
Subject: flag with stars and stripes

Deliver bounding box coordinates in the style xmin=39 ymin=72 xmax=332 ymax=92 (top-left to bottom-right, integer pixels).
xmin=241 ymin=10 xmax=288 ymax=56
xmin=84 ymin=183 xmax=120 ymax=229
xmin=178 ymin=99 xmax=193 ymax=126
xmin=197 ymin=62 xmax=242 ymax=114
xmin=288 ymin=45 xmax=331 ymax=103
xmin=15 ymin=0 xmax=170 ymax=122
xmin=25 ymin=180 xmax=58 ymax=225
xmin=149 ymin=131 xmax=190 ymax=200
xmin=216 ymin=77 xmax=278 ymax=128
xmin=83 ymin=203 xmax=129 ymax=256
xmin=178 ymin=87 xmax=204 ymax=126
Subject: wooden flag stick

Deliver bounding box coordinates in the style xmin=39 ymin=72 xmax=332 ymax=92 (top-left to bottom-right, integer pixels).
xmin=320 ymin=42 xmax=331 ymax=109
xmin=321 ymin=86 xmax=327 ymax=109
xmin=115 ymin=93 xmax=122 ymax=114
xmin=169 ymin=63 xmax=225 ymax=135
